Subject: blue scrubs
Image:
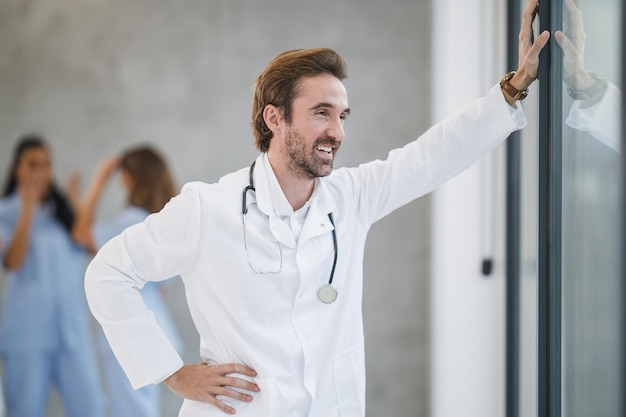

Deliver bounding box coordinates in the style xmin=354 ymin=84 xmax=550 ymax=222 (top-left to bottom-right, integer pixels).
xmin=0 ymin=194 xmax=104 ymax=417
xmin=92 ymin=206 xmax=183 ymax=417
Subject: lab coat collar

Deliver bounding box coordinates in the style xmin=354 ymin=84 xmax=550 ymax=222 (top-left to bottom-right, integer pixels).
xmin=251 ymin=154 xmax=337 ymax=247
xmin=252 ymin=154 xmax=336 ymax=218
xmin=298 ymin=200 xmax=336 ymax=246
xmin=260 ymin=154 xmax=294 ymax=217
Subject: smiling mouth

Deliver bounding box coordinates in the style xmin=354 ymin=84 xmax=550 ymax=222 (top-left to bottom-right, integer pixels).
xmin=316 ymin=145 xmax=333 ymax=154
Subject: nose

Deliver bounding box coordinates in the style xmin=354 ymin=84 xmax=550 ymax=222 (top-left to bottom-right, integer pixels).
xmin=326 ymin=117 xmax=345 ymax=143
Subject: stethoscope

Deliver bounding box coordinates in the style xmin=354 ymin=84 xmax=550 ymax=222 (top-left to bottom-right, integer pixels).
xmin=242 ymin=161 xmax=339 ymax=304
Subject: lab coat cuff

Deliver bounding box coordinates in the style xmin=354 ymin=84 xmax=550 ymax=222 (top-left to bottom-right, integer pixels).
xmin=99 ymin=313 xmax=184 ymax=389
xmin=153 ymin=362 xmax=185 ymax=386
xmin=565 ymin=83 xmax=621 ymax=152
xmin=495 ymin=83 xmax=527 ymax=130
xmin=460 ymin=83 xmax=527 ymax=163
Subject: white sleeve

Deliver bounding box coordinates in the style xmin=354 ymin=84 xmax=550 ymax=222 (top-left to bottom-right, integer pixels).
xmin=337 ymin=83 xmax=527 ymax=224
xmin=84 ymin=183 xmax=204 ymax=389
xmin=565 ymin=82 xmax=621 ymax=153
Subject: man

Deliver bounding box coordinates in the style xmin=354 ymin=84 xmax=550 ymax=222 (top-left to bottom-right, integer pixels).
xmin=85 ymin=1 xmax=549 ymax=415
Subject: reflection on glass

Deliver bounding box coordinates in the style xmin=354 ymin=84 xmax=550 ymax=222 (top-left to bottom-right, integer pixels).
xmin=557 ymin=0 xmax=621 ymax=152
xmin=558 ymin=0 xmax=622 ymax=416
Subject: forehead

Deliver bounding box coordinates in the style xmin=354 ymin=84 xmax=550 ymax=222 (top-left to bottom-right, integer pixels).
xmin=294 ymin=73 xmax=349 ymax=109
xmin=20 ymin=147 xmax=49 ymax=162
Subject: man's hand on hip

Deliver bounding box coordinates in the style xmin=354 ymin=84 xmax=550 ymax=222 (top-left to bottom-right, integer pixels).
xmin=165 ymin=362 xmax=260 ymax=415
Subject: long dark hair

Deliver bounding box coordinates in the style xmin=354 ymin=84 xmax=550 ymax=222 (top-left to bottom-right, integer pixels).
xmin=2 ymin=135 xmax=75 ymax=232
xmin=119 ymin=145 xmax=176 ymax=214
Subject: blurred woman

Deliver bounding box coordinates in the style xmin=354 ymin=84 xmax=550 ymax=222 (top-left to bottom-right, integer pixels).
xmin=73 ymin=145 xmax=183 ymax=417
xmin=0 ymin=135 xmax=104 ymax=417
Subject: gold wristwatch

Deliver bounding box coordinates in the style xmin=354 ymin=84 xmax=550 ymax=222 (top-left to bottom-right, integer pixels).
xmin=566 ymin=72 xmax=608 ymax=101
xmin=500 ymin=71 xmax=528 ymax=101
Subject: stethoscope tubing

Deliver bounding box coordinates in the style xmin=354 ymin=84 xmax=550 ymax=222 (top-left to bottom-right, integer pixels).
xmin=242 ymin=160 xmax=338 ymax=288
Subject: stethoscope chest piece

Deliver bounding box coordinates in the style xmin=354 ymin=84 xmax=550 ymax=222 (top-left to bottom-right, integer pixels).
xmin=317 ymin=284 xmax=338 ymax=304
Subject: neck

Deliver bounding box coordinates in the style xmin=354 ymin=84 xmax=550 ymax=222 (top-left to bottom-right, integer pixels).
xmin=266 ymin=153 xmax=315 ymax=211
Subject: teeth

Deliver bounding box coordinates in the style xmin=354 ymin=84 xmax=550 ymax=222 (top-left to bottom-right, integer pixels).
xmin=317 ymin=146 xmax=332 ymax=153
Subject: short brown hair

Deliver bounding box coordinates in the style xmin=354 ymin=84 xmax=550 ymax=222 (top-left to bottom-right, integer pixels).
xmin=119 ymin=146 xmax=176 ymax=214
xmin=251 ymin=48 xmax=348 ymax=152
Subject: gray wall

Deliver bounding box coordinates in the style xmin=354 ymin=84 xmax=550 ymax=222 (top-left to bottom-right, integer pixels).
xmin=0 ymin=0 xmax=432 ymax=415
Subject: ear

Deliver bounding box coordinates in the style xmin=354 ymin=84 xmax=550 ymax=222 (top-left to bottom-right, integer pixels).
xmin=262 ymin=104 xmax=283 ymax=135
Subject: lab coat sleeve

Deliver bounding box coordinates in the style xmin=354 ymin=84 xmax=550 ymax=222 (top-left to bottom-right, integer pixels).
xmin=85 ymin=183 xmax=203 ymax=389
xmin=342 ymin=83 xmax=527 ymax=224
xmin=565 ymin=82 xmax=621 ymax=153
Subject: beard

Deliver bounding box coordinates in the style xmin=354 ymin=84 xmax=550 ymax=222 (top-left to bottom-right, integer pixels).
xmin=284 ymin=126 xmax=339 ymax=179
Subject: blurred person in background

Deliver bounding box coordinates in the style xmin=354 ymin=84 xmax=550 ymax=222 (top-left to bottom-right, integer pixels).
xmin=0 ymin=135 xmax=104 ymax=417
xmin=73 ymin=145 xmax=184 ymax=417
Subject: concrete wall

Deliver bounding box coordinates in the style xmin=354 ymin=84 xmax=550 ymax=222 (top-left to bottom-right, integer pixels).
xmin=0 ymin=0 xmax=432 ymax=416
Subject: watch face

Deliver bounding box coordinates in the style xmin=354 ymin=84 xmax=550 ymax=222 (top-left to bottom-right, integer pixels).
xmin=567 ymin=78 xmax=608 ymax=101
xmin=514 ymin=90 xmax=529 ymax=100
xmin=500 ymin=71 xmax=529 ymax=101
xmin=501 ymin=77 xmax=528 ymax=101
xmin=567 ymin=87 xmax=590 ymax=100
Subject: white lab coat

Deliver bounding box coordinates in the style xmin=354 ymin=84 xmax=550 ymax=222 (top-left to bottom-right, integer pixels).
xmin=85 ymin=84 xmax=526 ymax=417
xmin=565 ymin=82 xmax=621 ymax=153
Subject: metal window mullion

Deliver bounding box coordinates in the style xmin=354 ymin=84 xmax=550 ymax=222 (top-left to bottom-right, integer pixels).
xmin=618 ymin=2 xmax=626 ymax=417
xmin=537 ymin=1 xmax=563 ymax=417
xmin=505 ymin=1 xmax=522 ymax=416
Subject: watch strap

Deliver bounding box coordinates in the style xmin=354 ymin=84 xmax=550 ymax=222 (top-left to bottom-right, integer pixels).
xmin=567 ymin=73 xmax=608 ymax=101
xmin=500 ymin=71 xmax=528 ymax=101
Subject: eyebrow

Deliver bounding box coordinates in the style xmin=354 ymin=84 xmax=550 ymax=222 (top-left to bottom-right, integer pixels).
xmin=311 ymin=102 xmax=351 ymax=115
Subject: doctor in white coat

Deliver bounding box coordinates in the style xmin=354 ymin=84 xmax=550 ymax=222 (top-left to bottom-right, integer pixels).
xmin=85 ymin=2 xmax=550 ymax=415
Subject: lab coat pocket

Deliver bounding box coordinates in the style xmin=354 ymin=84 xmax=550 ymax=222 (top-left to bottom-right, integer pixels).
xmin=332 ymin=339 xmax=366 ymax=417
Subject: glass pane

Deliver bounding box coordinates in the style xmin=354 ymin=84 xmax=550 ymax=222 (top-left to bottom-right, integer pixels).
xmin=518 ymin=91 xmax=539 ymax=417
xmin=559 ymin=0 xmax=622 ymax=416
xmin=516 ymin=4 xmax=542 ymax=416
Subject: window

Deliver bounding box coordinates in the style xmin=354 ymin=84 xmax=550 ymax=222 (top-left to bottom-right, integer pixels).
xmin=507 ymin=1 xmax=624 ymax=416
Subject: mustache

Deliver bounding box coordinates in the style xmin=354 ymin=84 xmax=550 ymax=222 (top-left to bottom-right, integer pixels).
xmin=313 ymin=136 xmax=340 ymax=148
